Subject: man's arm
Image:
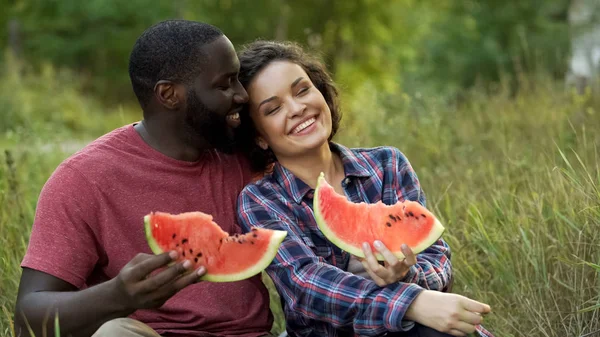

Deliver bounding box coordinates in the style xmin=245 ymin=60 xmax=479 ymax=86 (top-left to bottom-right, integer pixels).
xmin=14 ymin=268 xmax=131 ymax=337
xmin=15 ymin=252 xmax=205 ymax=337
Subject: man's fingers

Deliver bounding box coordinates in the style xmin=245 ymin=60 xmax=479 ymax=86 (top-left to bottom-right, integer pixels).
xmin=144 ymin=266 xmax=206 ymax=308
xmin=461 ymin=298 xmax=492 ymax=314
xmin=400 ymin=244 xmax=417 ymax=266
xmin=129 ymin=251 xmax=178 ymax=281
xmin=373 ymin=241 xmax=400 ymax=267
xmin=170 ymin=266 xmax=206 ymax=292
xmin=139 ymin=260 xmax=193 ymax=292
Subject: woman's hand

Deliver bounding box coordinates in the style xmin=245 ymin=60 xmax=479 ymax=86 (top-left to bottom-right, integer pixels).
xmin=359 ymin=241 xmax=417 ymax=286
xmin=405 ymin=290 xmax=491 ymax=336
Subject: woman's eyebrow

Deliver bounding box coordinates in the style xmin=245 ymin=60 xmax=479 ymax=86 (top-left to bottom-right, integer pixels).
xmin=258 ymin=77 xmax=305 ymax=108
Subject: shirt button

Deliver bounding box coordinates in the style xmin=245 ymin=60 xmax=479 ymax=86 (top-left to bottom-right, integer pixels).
xmin=343 ymin=178 xmax=351 ymax=184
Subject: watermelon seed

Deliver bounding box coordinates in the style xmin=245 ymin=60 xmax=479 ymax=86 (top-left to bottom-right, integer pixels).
xmin=251 ymin=241 xmax=255 ymax=244
xmin=182 ymin=251 xmax=186 ymax=257
xmin=252 ymin=234 xmax=258 ymax=238
xmin=197 ymin=252 xmax=202 ymax=257
xmin=408 ymin=211 xmax=414 ymax=217
xmin=172 ymin=233 xmax=176 ymax=239
xmin=238 ymin=240 xmax=243 ymax=244
xmin=189 ymin=249 xmax=193 ymax=254
xmin=251 ymin=228 xmax=257 ymax=231
xmin=194 ymin=258 xmax=198 ymax=263
xmin=176 ymin=244 xmax=180 ymax=247
xmin=219 ymin=238 xmax=223 ymax=243
xmin=182 ymin=239 xmax=188 ymax=244
xmin=386 ymin=222 xmax=392 ymax=227
xmin=388 ymin=214 xmax=397 ymax=221
xmin=421 ymin=214 xmax=426 ymax=218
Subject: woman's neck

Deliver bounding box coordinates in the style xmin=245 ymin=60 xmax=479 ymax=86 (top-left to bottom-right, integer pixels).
xmin=277 ymin=143 xmax=345 ymax=192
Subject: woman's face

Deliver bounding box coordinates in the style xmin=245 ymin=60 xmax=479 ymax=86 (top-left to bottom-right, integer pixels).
xmin=246 ymin=60 xmax=332 ymax=159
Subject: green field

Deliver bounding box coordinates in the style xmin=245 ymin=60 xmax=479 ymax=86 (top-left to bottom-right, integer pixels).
xmin=1 ymin=61 xmax=599 ymax=337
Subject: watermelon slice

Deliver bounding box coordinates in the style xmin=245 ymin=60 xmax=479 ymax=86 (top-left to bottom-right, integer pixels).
xmin=313 ymin=173 xmax=445 ymax=260
xmin=144 ymin=211 xmax=287 ymax=282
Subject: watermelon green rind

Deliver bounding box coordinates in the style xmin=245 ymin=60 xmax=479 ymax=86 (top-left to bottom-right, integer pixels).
xmin=313 ymin=172 xmax=445 ymax=260
xmin=313 ymin=179 xmax=365 ymax=258
xmin=202 ymin=229 xmax=287 ymax=282
xmin=144 ymin=215 xmax=163 ymax=255
xmin=144 ymin=214 xmax=287 ymax=283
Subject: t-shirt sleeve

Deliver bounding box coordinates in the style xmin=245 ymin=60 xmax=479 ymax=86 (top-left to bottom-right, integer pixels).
xmin=21 ymin=163 xmax=100 ymax=288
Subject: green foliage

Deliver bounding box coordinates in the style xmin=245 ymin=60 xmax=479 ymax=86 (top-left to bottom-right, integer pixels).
xmin=1 ymin=0 xmax=574 ymax=103
xmin=336 ymin=76 xmax=600 ymax=337
xmin=412 ymin=0 xmax=571 ymax=96
xmin=0 ymin=51 xmax=138 ymax=143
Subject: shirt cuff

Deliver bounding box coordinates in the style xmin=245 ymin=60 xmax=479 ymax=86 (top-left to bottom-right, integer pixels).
xmin=385 ymin=283 xmax=424 ymax=332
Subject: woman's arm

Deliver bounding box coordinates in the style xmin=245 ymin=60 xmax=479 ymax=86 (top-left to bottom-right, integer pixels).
xmin=237 ymin=188 xmax=424 ymax=336
xmin=393 ymin=148 xmax=453 ymax=291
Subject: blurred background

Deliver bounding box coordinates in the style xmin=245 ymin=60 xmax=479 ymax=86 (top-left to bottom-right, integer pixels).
xmin=1 ymin=1 xmax=599 ymax=336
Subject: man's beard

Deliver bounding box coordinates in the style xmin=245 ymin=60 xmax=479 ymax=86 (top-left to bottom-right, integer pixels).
xmin=183 ymin=90 xmax=236 ymax=153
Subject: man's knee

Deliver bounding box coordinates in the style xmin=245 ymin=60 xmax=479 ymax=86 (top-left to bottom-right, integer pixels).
xmin=92 ymin=318 xmax=161 ymax=337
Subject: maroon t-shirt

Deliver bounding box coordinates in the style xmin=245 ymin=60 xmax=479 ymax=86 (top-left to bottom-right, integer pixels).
xmin=21 ymin=124 xmax=273 ymax=336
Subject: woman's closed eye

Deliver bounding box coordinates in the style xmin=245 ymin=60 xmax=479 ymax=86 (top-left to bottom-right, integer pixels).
xmin=265 ymin=105 xmax=281 ymax=115
xmin=296 ymin=86 xmax=310 ymax=96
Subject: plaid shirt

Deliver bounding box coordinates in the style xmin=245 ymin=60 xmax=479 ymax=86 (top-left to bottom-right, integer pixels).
xmin=237 ymin=143 xmax=494 ymax=337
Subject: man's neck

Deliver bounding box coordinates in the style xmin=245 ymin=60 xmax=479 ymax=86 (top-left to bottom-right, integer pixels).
xmin=134 ymin=119 xmax=207 ymax=162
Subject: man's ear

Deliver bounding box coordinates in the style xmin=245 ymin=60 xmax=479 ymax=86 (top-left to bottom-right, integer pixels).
xmin=154 ymin=80 xmax=184 ymax=110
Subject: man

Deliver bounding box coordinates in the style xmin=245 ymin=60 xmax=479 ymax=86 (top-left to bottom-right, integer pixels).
xmin=14 ymin=20 xmax=273 ymax=337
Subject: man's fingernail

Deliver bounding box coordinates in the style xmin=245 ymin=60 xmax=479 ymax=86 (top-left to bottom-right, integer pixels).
xmin=197 ymin=267 xmax=206 ymax=276
xmin=374 ymin=240 xmax=382 ymax=248
xmin=362 ymin=243 xmax=369 ymax=250
xmin=169 ymin=251 xmax=178 ymax=259
xmin=183 ymin=260 xmax=192 ymax=269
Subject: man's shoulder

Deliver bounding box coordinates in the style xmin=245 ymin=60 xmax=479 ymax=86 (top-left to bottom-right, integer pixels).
xmin=62 ymin=124 xmax=140 ymax=175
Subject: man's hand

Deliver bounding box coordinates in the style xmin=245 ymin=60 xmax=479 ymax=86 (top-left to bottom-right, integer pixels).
xmin=405 ymin=290 xmax=491 ymax=337
xmin=359 ymin=241 xmax=416 ymax=286
xmin=111 ymin=251 xmax=206 ymax=310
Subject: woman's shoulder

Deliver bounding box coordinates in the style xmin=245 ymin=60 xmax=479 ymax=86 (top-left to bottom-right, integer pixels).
xmin=339 ymin=144 xmax=410 ymax=166
xmin=239 ymin=172 xmax=282 ymax=204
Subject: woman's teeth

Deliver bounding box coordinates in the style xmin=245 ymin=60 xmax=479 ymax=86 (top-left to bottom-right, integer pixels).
xmin=293 ymin=117 xmax=316 ymax=134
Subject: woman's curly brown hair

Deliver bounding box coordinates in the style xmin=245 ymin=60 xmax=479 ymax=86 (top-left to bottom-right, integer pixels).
xmin=234 ymin=40 xmax=342 ymax=173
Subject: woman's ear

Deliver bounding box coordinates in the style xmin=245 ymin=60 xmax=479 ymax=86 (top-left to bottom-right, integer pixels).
xmin=256 ymin=137 xmax=269 ymax=150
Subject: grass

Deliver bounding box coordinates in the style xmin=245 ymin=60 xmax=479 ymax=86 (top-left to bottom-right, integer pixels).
xmin=1 ymin=61 xmax=599 ymax=336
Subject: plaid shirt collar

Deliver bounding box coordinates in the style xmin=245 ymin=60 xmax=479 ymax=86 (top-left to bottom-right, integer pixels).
xmin=270 ymin=142 xmax=373 ymax=204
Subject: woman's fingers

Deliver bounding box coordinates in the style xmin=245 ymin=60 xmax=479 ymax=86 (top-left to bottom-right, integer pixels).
xmin=373 ymin=241 xmax=400 ymax=267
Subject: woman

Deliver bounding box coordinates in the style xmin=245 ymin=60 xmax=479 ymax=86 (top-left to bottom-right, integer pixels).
xmin=234 ymin=40 xmax=493 ymax=337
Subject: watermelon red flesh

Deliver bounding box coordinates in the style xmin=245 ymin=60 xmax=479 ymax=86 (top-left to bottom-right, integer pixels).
xmin=313 ymin=173 xmax=445 ymax=260
xmin=144 ymin=211 xmax=287 ymax=282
